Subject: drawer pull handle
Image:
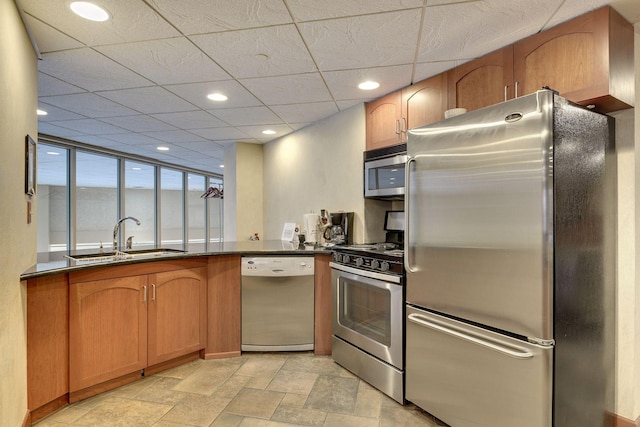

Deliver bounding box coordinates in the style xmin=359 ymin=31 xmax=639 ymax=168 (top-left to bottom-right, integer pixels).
xmin=408 ymin=313 xmax=534 ymax=359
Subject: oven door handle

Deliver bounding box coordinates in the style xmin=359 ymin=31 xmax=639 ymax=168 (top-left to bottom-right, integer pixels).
xmin=330 ymin=262 xmax=401 ymax=284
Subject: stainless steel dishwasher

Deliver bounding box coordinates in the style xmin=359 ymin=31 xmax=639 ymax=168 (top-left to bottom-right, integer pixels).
xmin=241 ymin=256 xmax=315 ymax=351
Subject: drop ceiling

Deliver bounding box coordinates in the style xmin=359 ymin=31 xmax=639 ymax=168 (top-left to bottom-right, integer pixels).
xmin=20 ymin=0 xmax=640 ymax=177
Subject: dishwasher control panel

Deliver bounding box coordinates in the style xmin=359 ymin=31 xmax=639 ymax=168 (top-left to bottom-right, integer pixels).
xmin=241 ymin=256 xmax=315 ymax=276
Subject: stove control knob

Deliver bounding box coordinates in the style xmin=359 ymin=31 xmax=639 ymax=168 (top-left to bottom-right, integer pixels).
xmin=355 ymin=258 xmax=364 ymax=267
xmin=333 ymin=253 xmax=340 ymax=262
xmin=380 ymin=261 xmax=390 ymax=272
xmin=343 ymin=255 xmax=350 ymax=264
xmin=371 ymin=260 xmax=380 ymax=270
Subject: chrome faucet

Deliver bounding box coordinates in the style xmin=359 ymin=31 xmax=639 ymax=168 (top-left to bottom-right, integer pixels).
xmin=113 ymin=216 xmax=141 ymax=251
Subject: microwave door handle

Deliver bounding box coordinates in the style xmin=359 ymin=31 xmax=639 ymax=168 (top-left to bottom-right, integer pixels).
xmin=405 ymin=157 xmax=416 ymax=273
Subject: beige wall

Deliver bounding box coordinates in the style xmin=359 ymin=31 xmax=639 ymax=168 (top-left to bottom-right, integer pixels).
xmin=0 ymin=1 xmax=38 ymax=426
xmin=224 ymin=142 xmax=264 ymax=241
xmin=263 ymin=104 xmax=373 ymax=243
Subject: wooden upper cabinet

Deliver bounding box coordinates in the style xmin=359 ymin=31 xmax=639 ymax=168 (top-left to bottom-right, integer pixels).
xmin=402 ymin=73 xmax=448 ymax=135
xmin=147 ymin=267 xmax=207 ymax=366
xmin=365 ymin=90 xmax=403 ymax=150
xmin=69 ymin=275 xmax=148 ymax=393
xmin=447 ymin=46 xmax=514 ymax=112
xmin=514 ymin=6 xmax=633 ymax=112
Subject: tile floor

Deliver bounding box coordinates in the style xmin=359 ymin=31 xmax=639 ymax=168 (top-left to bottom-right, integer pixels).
xmin=34 ymin=352 xmax=448 ymax=427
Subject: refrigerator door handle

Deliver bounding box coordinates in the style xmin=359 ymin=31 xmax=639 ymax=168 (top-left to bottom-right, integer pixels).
xmin=405 ymin=157 xmax=416 ymax=273
xmin=407 ymin=313 xmax=534 ymax=360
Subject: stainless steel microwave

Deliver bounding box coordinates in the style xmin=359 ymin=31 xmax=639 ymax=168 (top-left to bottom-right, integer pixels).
xmin=364 ymin=144 xmax=407 ymax=199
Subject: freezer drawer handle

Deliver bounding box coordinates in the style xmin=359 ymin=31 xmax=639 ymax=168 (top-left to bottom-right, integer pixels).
xmin=407 ymin=313 xmax=534 ymax=360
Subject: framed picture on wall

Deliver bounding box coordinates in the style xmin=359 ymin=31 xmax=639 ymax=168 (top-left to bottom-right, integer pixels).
xmin=25 ymin=135 xmax=36 ymax=196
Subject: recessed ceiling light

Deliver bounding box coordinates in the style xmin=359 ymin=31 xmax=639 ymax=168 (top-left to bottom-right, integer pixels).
xmin=70 ymin=2 xmax=110 ymax=22
xmin=207 ymin=93 xmax=228 ymax=102
xmin=157 ymin=146 xmax=170 ymax=151
xmin=255 ymin=53 xmax=269 ymax=60
xmin=46 ymin=151 xmax=60 ymax=156
xmin=131 ymin=167 xmax=142 ymax=171
xmin=358 ymin=81 xmax=380 ymax=90
xmin=219 ymin=165 xmax=224 ymax=168
xmin=262 ymin=129 xmax=276 ymax=135
xmin=37 ymin=109 xmax=48 ymax=116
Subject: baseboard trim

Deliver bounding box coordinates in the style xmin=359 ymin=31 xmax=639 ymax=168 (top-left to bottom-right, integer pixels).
xmin=22 ymin=410 xmax=30 ymax=427
xmin=606 ymin=411 xmax=640 ymax=427
xmin=203 ymin=350 xmax=241 ymax=360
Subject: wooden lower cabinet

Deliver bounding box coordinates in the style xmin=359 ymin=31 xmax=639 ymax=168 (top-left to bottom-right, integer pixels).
xmin=148 ymin=267 xmax=207 ymax=365
xmin=314 ymin=254 xmax=332 ymax=355
xmin=68 ymin=260 xmax=207 ymax=399
xmin=69 ymin=275 xmax=148 ymax=394
xmin=26 ymin=274 xmax=69 ymax=423
xmin=205 ymin=255 xmax=241 ymax=359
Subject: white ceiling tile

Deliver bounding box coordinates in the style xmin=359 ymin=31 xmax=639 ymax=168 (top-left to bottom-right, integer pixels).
xmin=189 ymin=127 xmax=251 ymax=141
xmin=49 ymin=119 xmax=127 ymax=135
xmin=150 ymin=111 xmax=228 ymax=129
xmin=270 ymin=102 xmax=339 ymax=124
xmin=235 ymin=124 xmax=294 ymax=139
xmin=323 ymin=65 xmax=413 ymax=100
xmin=22 ymin=0 xmax=180 ymax=46
xmin=165 ymin=80 xmax=263 ymax=109
xmin=190 ymin=25 xmax=316 ymax=79
xmin=105 ymin=133 xmax=166 ymax=145
xmin=100 ymin=115 xmax=177 ymax=132
xmin=174 ymin=141 xmax=225 ymax=157
xmin=210 ymin=106 xmax=283 ymax=126
xmin=96 ymin=38 xmax=230 ymax=85
xmin=38 ymin=73 xmax=85 ymax=97
xmin=37 ymin=103 xmax=85 ymax=121
xmin=23 ymin=13 xmax=83 ymax=53
xmin=146 ymin=0 xmax=292 ymax=34
xmin=289 ymin=122 xmax=312 ymax=131
xmin=286 ymin=0 xmax=423 ymax=21
xmin=140 ymin=130 xmax=207 ymax=143
xmin=72 ymin=135 xmax=133 ymax=151
xmin=96 ymin=87 xmax=197 ymax=114
xmin=40 ymin=93 xmax=139 ymax=117
xmin=298 ymin=10 xmax=422 ymax=70
xmin=418 ymin=0 xmax=562 ymax=62
xmin=38 ymin=122 xmax=86 ymax=138
xmin=240 ymin=73 xmax=332 ymax=105
xmin=336 ymin=100 xmax=364 ymax=111
xmin=413 ymin=60 xmax=462 ymax=82
xmin=39 ymin=48 xmax=153 ymax=91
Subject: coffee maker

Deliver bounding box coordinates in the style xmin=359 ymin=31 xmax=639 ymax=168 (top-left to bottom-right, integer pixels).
xmin=323 ymin=211 xmax=354 ymax=245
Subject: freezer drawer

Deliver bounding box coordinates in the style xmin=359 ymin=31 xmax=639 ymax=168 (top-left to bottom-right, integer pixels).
xmin=406 ymin=305 xmax=552 ymax=427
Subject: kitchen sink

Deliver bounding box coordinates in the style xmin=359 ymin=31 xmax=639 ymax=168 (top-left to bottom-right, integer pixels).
xmin=65 ymin=248 xmax=186 ymax=262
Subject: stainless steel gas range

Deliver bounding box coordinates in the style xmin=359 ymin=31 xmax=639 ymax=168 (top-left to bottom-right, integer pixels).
xmin=330 ymin=243 xmax=405 ymax=404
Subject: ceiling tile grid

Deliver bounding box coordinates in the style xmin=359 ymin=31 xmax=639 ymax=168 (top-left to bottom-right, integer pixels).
xmin=21 ymin=0 xmax=637 ymax=176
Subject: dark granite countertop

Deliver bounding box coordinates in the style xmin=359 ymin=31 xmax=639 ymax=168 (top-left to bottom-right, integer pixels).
xmin=21 ymin=240 xmax=332 ymax=280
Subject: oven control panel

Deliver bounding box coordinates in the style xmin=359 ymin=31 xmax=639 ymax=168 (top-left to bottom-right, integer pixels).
xmin=332 ymin=251 xmax=404 ymax=276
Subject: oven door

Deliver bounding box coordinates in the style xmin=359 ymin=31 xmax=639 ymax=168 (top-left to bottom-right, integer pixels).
xmin=331 ymin=263 xmax=403 ymax=368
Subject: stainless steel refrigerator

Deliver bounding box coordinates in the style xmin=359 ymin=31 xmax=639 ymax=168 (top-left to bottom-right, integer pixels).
xmin=405 ymin=89 xmax=615 ymax=427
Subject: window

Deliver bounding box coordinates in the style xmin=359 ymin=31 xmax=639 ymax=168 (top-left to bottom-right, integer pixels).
xmin=187 ymin=173 xmax=206 ymax=244
xmin=36 ymin=143 xmax=69 ymax=252
xmin=160 ymin=168 xmax=184 ymax=246
xmin=124 ymin=160 xmax=156 ymax=247
xmin=35 ymin=139 xmax=222 ymax=252
xmin=75 ymin=152 xmax=118 ymax=250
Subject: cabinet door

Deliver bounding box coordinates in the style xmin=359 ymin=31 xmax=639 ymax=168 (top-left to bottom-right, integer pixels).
xmin=513 ymin=6 xmax=633 ymax=112
xmin=205 ymin=255 xmax=241 ymax=359
xmin=402 ymin=73 xmax=448 ymax=136
xmin=147 ymin=267 xmax=207 ymax=366
xmin=365 ymin=90 xmax=403 ymax=150
xmin=69 ymin=275 xmax=148 ymax=392
xmin=447 ymin=46 xmax=514 ymax=112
